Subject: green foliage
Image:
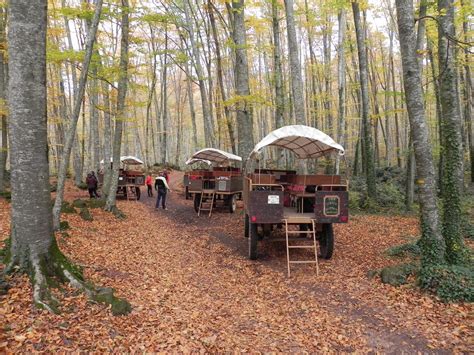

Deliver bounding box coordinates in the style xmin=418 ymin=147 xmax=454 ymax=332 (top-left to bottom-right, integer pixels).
xmin=0 ymin=190 xmax=11 ymax=202
xmin=72 ymin=199 xmax=88 ymax=209
xmin=77 ymin=182 xmax=88 ymax=190
xmin=60 ymin=201 xmax=76 ymax=214
xmin=79 ymin=207 xmax=93 ymax=222
xmin=419 ymin=264 xmax=474 ymax=302
xmin=380 ymin=263 xmax=418 ymax=286
xmin=91 ymin=287 xmax=132 ymax=316
xmin=386 ymin=240 xmax=421 ymax=258
xmin=59 ymin=221 xmax=70 ymax=231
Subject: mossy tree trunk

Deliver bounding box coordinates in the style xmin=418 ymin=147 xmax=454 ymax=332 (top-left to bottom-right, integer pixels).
xmin=5 ymin=1 xmax=130 ymax=315
xmin=352 ymin=1 xmax=376 ymax=199
xmin=395 ymin=0 xmax=446 ymax=267
xmin=437 ymin=0 xmax=467 ymax=265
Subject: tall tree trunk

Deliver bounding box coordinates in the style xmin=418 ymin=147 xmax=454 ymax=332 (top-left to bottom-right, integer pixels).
xmin=160 ymin=28 xmax=168 ymax=165
xmin=184 ymin=53 xmax=198 ymax=150
xmin=231 ymin=0 xmax=254 ymax=163
xmin=405 ymin=0 xmax=427 ymax=210
xmin=0 ymin=6 xmax=7 ymax=192
xmin=283 ymin=0 xmax=305 ymax=125
xmin=105 ymin=0 xmax=129 ymax=212
xmin=145 ymin=25 xmax=158 ymax=168
xmin=6 ymin=0 xmax=130 ymax=315
xmin=437 ymin=0 xmax=467 ymax=264
xmin=352 ymin=1 xmax=376 ymax=198
xmin=52 ymin=0 xmax=103 ymax=231
xmin=335 ymin=8 xmax=346 ymax=174
xmin=209 ymin=0 xmax=236 ymax=154
xmin=395 ymin=0 xmax=445 ymax=267
xmin=183 ymin=0 xmax=215 ymax=147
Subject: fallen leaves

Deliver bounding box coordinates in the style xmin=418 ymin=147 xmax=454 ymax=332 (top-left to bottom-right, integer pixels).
xmin=0 ymin=174 xmax=472 ymax=352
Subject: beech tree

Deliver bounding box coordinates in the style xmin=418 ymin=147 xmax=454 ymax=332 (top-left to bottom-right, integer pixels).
xmin=395 ymin=0 xmax=445 ymax=267
xmin=0 ymin=5 xmax=6 ymax=193
xmin=6 ymin=0 xmax=129 ymax=314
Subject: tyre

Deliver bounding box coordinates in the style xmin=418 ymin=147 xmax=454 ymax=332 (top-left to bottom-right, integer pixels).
xmin=135 ymin=187 xmax=141 ymax=200
xmin=185 ymin=186 xmax=190 ymax=200
xmin=319 ymin=224 xmax=334 ymax=259
xmin=249 ymin=222 xmax=258 ymax=260
xmin=244 ymin=214 xmax=249 ymax=238
xmin=194 ymin=193 xmax=201 ymax=213
xmin=228 ymin=194 xmax=237 ymax=213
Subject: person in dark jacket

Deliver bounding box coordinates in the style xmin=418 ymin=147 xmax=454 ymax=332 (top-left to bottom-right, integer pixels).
xmin=155 ymin=173 xmax=171 ymax=209
xmin=86 ymin=171 xmax=100 ymax=198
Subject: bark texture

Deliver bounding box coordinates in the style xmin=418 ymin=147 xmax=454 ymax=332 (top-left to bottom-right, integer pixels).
xmin=437 ymin=0 xmax=467 ymax=264
xmin=283 ymin=0 xmax=305 ymax=125
xmin=395 ymin=0 xmax=445 ymax=266
xmin=0 ymin=6 xmax=7 ymax=192
xmin=352 ymin=1 xmax=376 ymax=198
xmin=105 ymin=0 xmax=130 ymax=212
xmin=232 ymin=0 xmax=254 ymax=163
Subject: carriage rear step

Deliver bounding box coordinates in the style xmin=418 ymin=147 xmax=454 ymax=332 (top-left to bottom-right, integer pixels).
xmin=284 ymin=219 xmax=319 ymax=277
xmin=198 ymin=190 xmax=215 ymax=217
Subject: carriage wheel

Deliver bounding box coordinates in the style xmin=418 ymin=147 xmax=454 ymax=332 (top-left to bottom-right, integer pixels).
xmin=135 ymin=186 xmax=141 ymax=200
xmin=249 ymin=223 xmax=258 ymax=260
xmin=193 ymin=193 xmax=201 ymax=213
xmin=244 ymin=214 xmax=249 ymax=238
xmin=318 ymin=224 xmax=334 ymax=259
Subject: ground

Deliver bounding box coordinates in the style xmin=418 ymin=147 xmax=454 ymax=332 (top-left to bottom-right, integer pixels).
xmin=0 ymin=171 xmax=472 ymax=352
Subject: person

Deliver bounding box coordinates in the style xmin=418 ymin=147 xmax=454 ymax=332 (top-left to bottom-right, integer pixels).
xmin=86 ymin=171 xmax=100 ymax=199
xmin=145 ymin=173 xmax=153 ymax=197
xmin=155 ymin=172 xmax=171 ymax=210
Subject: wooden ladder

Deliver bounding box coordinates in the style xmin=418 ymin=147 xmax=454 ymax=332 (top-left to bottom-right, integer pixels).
xmin=125 ymin=185 xmax=138 ymax=201
xmin=284 ymin=219 xmax=319 ymax=277
xmin=198 ymin=189 xmax=215 ymax=217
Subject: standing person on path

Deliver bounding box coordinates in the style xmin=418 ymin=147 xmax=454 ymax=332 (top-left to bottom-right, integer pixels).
xmin=155 ymin=172 xmax=171 ymax=210
xmin=145 ymin=173 xmax=153 ymax=197
xmin=86 ymin=171 xmax=100 ymax=198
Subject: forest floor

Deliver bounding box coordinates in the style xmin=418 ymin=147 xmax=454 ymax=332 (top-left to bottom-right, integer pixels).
xmin=0 ymin=171 xmax=472 ymax=352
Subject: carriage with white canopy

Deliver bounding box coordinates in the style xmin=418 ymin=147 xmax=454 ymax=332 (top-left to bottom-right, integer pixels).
xmin=184 ymin=148 xmax=243 ymax=216
xmin=99 ymin=155 xmax=145 ymax=200
xmin=243 ymin=125 xmax=348 ymax=276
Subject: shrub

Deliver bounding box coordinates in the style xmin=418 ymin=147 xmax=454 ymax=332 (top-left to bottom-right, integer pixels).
xmin=419 ymin=264 xmax=474 ymax=302
xmin=0 ymin=191 xmax=11 ymax=202
xmin=380 ymin=263 xmax=418 ymax=286
xmin=77 ymin=182 xmax=88 ymax=190
xmin=79 ymin=207 xmax=93 ymax=221
xmin=60 ymin=201 xmax=76 ymax=214
xmin=386 ymin=240 xmax=421 ymax=257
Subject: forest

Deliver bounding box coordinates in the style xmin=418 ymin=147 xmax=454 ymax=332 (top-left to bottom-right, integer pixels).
xmin=0 ymin=0 xmax=472 ymax=352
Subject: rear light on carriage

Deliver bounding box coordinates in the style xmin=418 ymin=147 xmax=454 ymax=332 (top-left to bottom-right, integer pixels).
xmin=251 ymin=216 xmax=257 ymax=222
xmin=340 ymin=216 xmax=348 ymax=222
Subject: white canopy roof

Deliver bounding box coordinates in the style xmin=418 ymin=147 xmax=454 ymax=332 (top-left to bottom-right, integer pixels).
xmin=100 ymin=156 xmax=144 ymax=165
xmin=189 ymin=148 xmax=242 ymax=164
xmin=250 ymin=125 xmax=345 ymax=159
xmin=185 ymin=158 xmax=212 ymax=166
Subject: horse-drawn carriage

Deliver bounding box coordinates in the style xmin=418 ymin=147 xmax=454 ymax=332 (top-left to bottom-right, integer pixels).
xmin=184 ymin=148 xmax=243 ymax=216
xmin=99 ymin=156 xmax=145 ymax=200
xmin=243 ymin=125 xmax=349 ymax=276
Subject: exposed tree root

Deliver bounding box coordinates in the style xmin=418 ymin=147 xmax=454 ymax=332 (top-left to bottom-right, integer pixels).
xmin=5 ymin=238 xmax=131 ymax=316
xmin=105 ymin=205 xmax=126 ymax=220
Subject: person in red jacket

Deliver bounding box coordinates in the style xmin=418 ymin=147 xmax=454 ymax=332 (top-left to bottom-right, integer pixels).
xmin=145 ymin=174 xmax=153 ymax=197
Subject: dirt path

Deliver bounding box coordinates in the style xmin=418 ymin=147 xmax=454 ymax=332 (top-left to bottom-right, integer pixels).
xmin=137 ymin=171 xmax=466 ymax=353
xmin=1 ymin=173 xmax=471 ymax=352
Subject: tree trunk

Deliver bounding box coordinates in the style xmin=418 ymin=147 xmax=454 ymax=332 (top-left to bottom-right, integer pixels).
xmin=184 ymin=51 xmax=198 ymax=150
xmin=437 ymin=0 xmax=467 ymax=265
xmin=183 ymin=0 xmax=215 ymax=148
xmin=160 ymin=28 xmax=168 ymax=165
xmin=335 ymin=8 xmax=346 ymax=174
xmin=0 ymin=6 xmax=7 ymax=192
xmin=52 ymin=0 xmax=103 ymax=231
xmin=283 ymin=0 xmax=305 ymax=125
xmin=105 ymin=0 xmax=130 ymax=212
xmin=6 ymin=0 xmax=130 ymax=315
xmin=395 ymin=0 xmax=445 ymax=266
xmin=209 ymin=0 xmax=236 ymax=154
xmin=232 ymin=0 xmax=254 ymax=163
xmin=352 ymin=1 xmax=376 ymax=198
